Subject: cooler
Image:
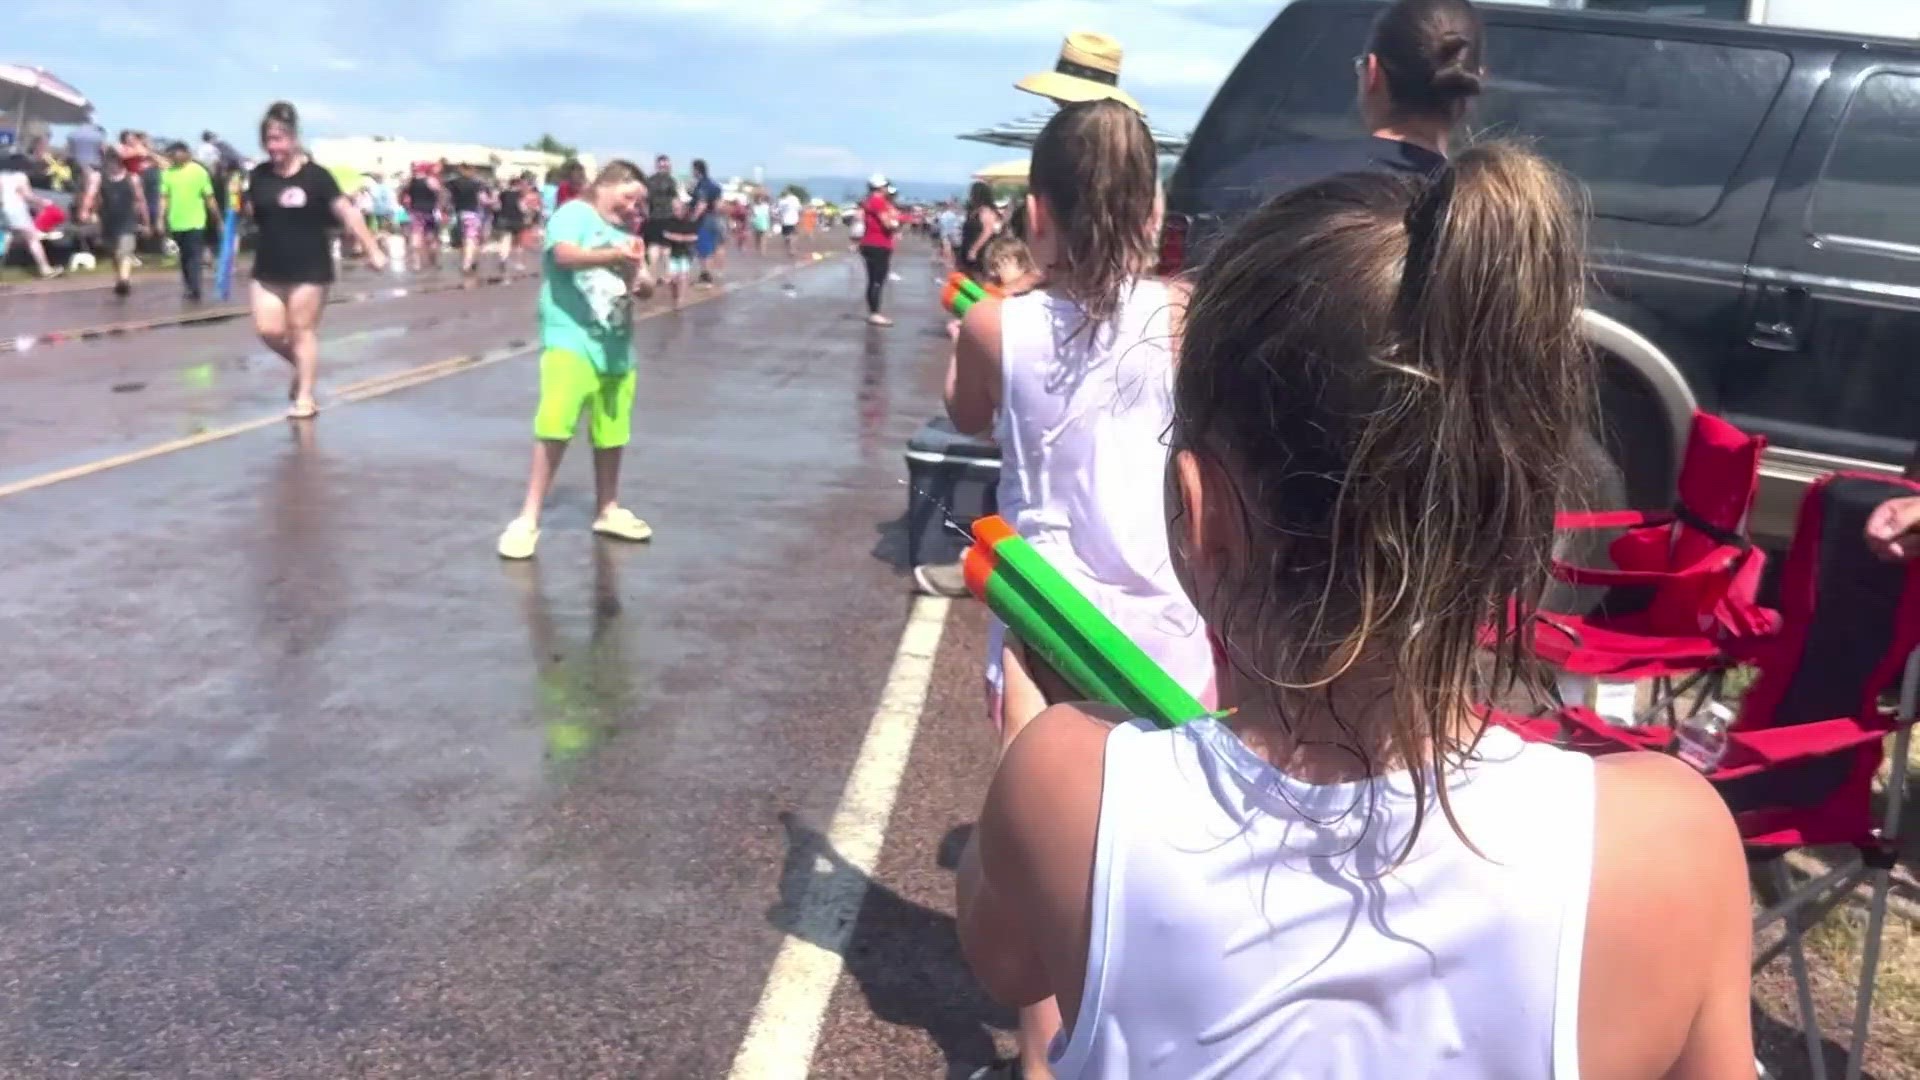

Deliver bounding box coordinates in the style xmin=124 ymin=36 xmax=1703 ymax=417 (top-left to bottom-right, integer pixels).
xmin=904 ymin=417 xmax=1000 ymax=567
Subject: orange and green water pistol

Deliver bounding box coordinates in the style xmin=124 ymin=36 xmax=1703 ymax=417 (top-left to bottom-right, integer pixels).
xmin=962 ymin=515 xmax=1209 ymax=730
xmin=941 ymin=272 xmax=1004 ymax=319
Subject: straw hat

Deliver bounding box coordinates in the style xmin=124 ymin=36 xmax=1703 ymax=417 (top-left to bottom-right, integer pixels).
xmin=1015 ymin=31 xmax=1145 ymax=116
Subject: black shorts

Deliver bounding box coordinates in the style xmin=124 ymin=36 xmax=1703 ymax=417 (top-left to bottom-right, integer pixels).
xmin=780 ymin=224 xmax=796 ymax=236
xmin=641 ymin=220 xmax=668 ymax=246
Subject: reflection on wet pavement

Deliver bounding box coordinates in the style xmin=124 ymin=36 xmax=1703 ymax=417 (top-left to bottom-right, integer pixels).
xmin=0 ymin=242 xmax=1002 ymax=1076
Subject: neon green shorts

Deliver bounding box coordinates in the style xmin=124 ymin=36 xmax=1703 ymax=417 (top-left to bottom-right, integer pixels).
xmin=532 ymin=348 xmax=636 ymax=449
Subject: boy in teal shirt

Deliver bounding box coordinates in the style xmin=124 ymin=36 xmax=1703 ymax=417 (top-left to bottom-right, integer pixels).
xmin=157 ymin=142 xmax=217 ymax=300
xmin=499 ymin=160 xmax=656 ymax=560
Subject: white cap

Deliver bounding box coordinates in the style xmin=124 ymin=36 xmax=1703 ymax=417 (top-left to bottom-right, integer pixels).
xmin=868 ymin=172 xmax=889 ymax=189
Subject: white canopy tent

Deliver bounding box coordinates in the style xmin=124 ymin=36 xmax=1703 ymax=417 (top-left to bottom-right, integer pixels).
xmin=0 ymin=64 xmax=92 ymax=146
xmin=957 ymin=109 xmax=1188 ymax=158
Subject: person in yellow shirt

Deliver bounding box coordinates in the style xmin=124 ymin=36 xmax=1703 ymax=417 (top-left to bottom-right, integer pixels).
xmin=157 ymin=142 xmax=218 ymax=301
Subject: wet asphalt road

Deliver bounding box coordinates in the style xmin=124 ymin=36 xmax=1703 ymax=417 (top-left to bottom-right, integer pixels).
xmin=0 ymin=238 xmax=1014 ymax=1077
xmin=2 ymin=262 xmax=501 ymax=342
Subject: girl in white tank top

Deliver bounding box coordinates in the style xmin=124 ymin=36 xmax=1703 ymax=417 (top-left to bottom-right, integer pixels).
xmin=945 ymin=99 xmax=1212 ymax=1079
xmin=954 ymin=82 xmax=1754 ymax=1080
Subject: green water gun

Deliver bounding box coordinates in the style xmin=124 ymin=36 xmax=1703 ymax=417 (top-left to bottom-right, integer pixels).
xmin=941 ymin=272 xmax=1004 ymax=319
xmin=963 ymin=515 xmax=1208 ymax=729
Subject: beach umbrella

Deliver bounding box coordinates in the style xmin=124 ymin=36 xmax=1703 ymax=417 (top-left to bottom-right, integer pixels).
xmin=0 ymin=65 xmax=92 ymax=142
xmin=973 ymin=159 xmax=1030 ymax=184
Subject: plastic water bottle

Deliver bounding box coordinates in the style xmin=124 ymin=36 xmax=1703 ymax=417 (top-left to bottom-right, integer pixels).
xmin=1675 ymin=701 xmax=1735 ymax=773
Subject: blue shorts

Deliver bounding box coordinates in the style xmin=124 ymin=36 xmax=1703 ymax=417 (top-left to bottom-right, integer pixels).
xmin=695 ymin=224 xmax=721 ymax=259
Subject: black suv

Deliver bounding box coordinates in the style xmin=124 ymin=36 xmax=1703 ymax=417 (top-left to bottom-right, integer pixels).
xmin=1163 ymin=0 xmax=1920 ymax=541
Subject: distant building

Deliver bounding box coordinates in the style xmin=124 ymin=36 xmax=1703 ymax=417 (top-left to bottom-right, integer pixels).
xmin=309 ymin=136 xmax=596 ymax=179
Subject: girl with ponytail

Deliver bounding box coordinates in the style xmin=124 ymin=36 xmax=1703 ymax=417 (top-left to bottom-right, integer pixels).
xmin=958 ymin=142 xmax=1755 ymax=1078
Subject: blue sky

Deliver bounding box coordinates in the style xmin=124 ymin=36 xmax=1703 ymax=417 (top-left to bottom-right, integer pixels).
xmin=12 ymin=0 xmax=1289 ymax=183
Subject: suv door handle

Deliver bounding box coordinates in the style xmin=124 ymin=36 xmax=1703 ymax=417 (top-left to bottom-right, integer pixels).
xmin=1748 ymin=320 xmax=1801 ymax=351
xmin=1748 ymin=285 xmax=1809 ymax=352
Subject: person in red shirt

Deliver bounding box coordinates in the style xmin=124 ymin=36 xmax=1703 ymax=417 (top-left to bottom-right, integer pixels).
xmin=858 ymin=174 xmax=900 ymax=327
xmin=555 ymin=160 xmax=586 ymax=206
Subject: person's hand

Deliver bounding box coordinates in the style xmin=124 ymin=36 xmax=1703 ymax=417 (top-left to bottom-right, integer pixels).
xmin=1865 ymin=495 xmax=1920 ymax=562
xmin=366 ymin=243 xmax=390 ymax=272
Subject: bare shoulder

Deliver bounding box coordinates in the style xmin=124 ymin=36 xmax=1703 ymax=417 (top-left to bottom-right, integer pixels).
xmin=1582 ymin=753 xmax=1751 ymax=1076
xmin=957 ymin=294 xmax=1005 ymax=359
xmin=1591 ymin=751 xmax=1743 ymax=902
xmin=1594 ymin=751 xmax=1739 ymax=848
xmin=997 ymin=703 xmax=1127 ymax=791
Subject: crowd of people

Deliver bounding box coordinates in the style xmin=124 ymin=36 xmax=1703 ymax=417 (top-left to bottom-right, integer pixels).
xmin=17 ymin=0 xmax=1864 ymax=1073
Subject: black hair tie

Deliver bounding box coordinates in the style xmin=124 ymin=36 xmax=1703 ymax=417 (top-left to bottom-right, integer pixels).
xmin=1398 ymin=164 xmax=1457 ymax=314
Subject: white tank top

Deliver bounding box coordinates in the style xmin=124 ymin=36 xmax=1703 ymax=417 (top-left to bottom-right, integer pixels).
xmin=1053 ymin=718 xmax=1595 ymax=1080
xmin=994 ymin=280 xmax=1212 ymax=697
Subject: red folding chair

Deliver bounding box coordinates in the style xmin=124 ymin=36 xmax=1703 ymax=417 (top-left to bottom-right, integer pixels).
xmin=1526 ymin=411 xmax=1775 ymax=727
xmin=1497 ymin=472 xmax=1920 ymax=1080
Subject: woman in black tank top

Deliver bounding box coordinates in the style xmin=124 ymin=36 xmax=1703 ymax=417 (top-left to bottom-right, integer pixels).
xmin=957 ymin=180 xmax=1000 ymax=279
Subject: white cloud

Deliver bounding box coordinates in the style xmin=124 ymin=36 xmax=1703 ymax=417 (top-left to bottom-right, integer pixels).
xmin=775 ymin=144 xmax=867 ymax=175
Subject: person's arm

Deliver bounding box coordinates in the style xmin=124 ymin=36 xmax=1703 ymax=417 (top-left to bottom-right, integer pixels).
xmin=1866 ymin=496 xmax=1920 ymax=561
xmin=200 ymin=170 xmax=220 ymax=222
xmin=132 ymin=179 xmax=152 ymax=234
xmin=551 ymin=239 xmax=641 ymax=270
xmin=1585 ymin=753 xmax=1752 ymax=1080
xmin=157 ymin=180 xmax=170 ymax=236
xmin=945 ymin=296 xmax=1003 ymax=435
xmin=965 ymin=209 xmax=997 ymax=265
xmin=958 ymin=702 xmax=1117 ymax=1014
xmin=332 ymin=194 xmax=386 ymax=268
xmin=78 ymin=170 xmax=100 ymax=223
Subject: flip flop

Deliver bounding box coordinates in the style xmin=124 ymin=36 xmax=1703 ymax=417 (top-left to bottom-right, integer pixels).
xmin=287 ymin=400 xmax=320 ymax=420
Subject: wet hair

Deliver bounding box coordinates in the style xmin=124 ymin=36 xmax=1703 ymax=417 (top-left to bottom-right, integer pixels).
xmin=979 ymin=233 xmax=1035 ymax=288
xmin=588 ymin=158 xmax=644 ymax=192
xmin=167 ymin=141 xmax=190 ymax=156
xmin=259 ymin=101 xmax=299 ymax=146
xmin=692 ymin=158 xmax=709 ymax=178
xmin=1028 ymin=98 xmax=1158 ymax=339
xmin=1368 ymin=0 xmax=1486 ymax=123
xmin=966 ymin=181 xmax=994 ymax=214
xmin=1172 ymin=141 xmax=1592 ymax=856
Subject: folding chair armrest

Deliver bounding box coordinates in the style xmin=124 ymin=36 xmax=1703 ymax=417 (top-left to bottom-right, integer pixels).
xmin=1557 ymin=706 xmax=1673 ymax=753
xmin=1719 ymin=718 xmax=1893 ymax=772
xmin=1556 ymin=509 xmax=1673 ymax=532
xmin=1550 ymin=543 xmax=1743 ymax=588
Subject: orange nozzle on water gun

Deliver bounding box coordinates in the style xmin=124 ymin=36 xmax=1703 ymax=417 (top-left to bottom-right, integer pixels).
xmin=964 ymin=515 xmax=1208 ymax=729
xmin=941 ymin=272 xmax=1004 ymax=319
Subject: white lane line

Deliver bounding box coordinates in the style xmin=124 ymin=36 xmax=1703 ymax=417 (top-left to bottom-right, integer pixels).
xmin=726 ymin=594 xmax=953 ymax=1080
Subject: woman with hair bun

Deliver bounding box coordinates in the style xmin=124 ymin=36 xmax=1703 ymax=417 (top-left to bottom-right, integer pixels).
xmin=1216 ymin=0 xmax=1487 ymax=211
xmin=245 ymin=100 xmax=385 ymax=420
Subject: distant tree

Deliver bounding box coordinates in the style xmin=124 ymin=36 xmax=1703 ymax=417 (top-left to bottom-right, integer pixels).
xmin=781 ymin=183 xmax=811 ymax=203
xmin=526 ymin=133 xmax=578 ymax=159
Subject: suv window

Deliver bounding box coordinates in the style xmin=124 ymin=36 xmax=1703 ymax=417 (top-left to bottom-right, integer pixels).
xmin=1807 ymin=71 xmax=1920 ymax=253
xmin=1474 ymin=28 xmax=1789 ymax=225
xmin=1197 ymin=14 xmax=1790 ymax=228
